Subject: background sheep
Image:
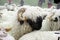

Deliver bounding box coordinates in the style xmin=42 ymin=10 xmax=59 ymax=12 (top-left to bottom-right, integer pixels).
xmin=0 ymin=9 xmax=19 ymax=40
xmin=40 ymin=9 xmax=60 ymax=31
xmin=4 ymin=3 xmax=17 ymax=11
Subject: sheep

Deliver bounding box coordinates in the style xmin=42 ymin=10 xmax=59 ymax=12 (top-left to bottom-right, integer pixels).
xmin=16 ymin=6 xmax=55 ymax=40
xmin=0 ymin=27 xmax=15 ymax=40
xmin=40 ymin=9 xmax=60 ymax=31
xmin=17 ymin=6 xmax=44 ymax=31
xmin=0 ymin=5 xmax=32 ymax=40
xmin=0 ymin=9 xmax=19 ymax=40
xmin=18 ymin=5 xmax=55 ymax=31
xmin=19 ymin=31 xmax=60 ymax=40
xmin=4 ymin=3 xmax=17 ymax=11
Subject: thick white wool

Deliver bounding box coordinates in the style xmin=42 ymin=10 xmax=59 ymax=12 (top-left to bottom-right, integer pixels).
xmin=8 ymin=21 xmax=32 ymax=40
xmin=0 ymin=6 xmax=6 ymax=10
xmin=19 ymin=31 xmax=60 ymax=40
xmin=0 ymin=10 xmax=19 ymax=40
xmin=2 ymin=34 xmax=15 ymax=40
xmin=21 ymin=6 xmax=48 ymax=22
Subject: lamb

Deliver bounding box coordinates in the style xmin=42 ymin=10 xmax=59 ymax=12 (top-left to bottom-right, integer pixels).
xmin=40 ymin=9 xmax=60 ymax=31
xmin=19 ymin=31 xmax=60 ymax=40
xmin=0 ymin=27 xmax=15 ymax=40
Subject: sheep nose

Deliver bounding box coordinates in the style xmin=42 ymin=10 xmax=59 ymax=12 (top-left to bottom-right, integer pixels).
xmin=53 ymin=17 xmax=58 ymax=22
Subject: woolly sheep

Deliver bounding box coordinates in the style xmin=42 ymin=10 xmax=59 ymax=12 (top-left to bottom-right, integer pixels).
xmin=19 ymin=31 xmax=60 ymax=40
xmin=0 ymin=9 xmax=19 ymax=40
xmin=0 ymin=5 xmax=32 ymax=40
xmin=40 ymin=9 xmax=60 ymax=31
xmin=18 ymin=5 xmax=54 ymax=31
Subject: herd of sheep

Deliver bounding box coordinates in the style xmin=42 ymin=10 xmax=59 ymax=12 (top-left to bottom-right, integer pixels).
xmin=0 ymin=3 xmax=60 ymax=40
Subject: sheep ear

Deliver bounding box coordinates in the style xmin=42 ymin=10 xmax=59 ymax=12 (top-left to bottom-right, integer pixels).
xmin=49 ymin=13 xmax=55 ymax=20
xmin=18 ymin=8 xmax=26 ymax=21
xmin=46 ymin=12 xmax=55 ymax=20
xmin=18 ymin=8 xmax=26 ymax=14
xmin=5 ymin=27 xmax=12 ymax=32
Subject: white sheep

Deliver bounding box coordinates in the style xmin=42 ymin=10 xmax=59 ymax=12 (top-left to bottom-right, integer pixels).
xmin=0 ymin=6 xmax=32 ymax=40
xmin=0 ymin=9 xmax=19 ymax=40
xmin=40 ymin=9 xmax=60 ymax=31
xmin=15 ymin=6 xmax=54 ymax=40
xmin=19 ymin=31 xmax=60 ymax=40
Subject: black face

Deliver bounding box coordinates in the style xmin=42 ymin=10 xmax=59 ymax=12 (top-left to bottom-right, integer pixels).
xmin=26 ymin=16 xmax=43 ymax=31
